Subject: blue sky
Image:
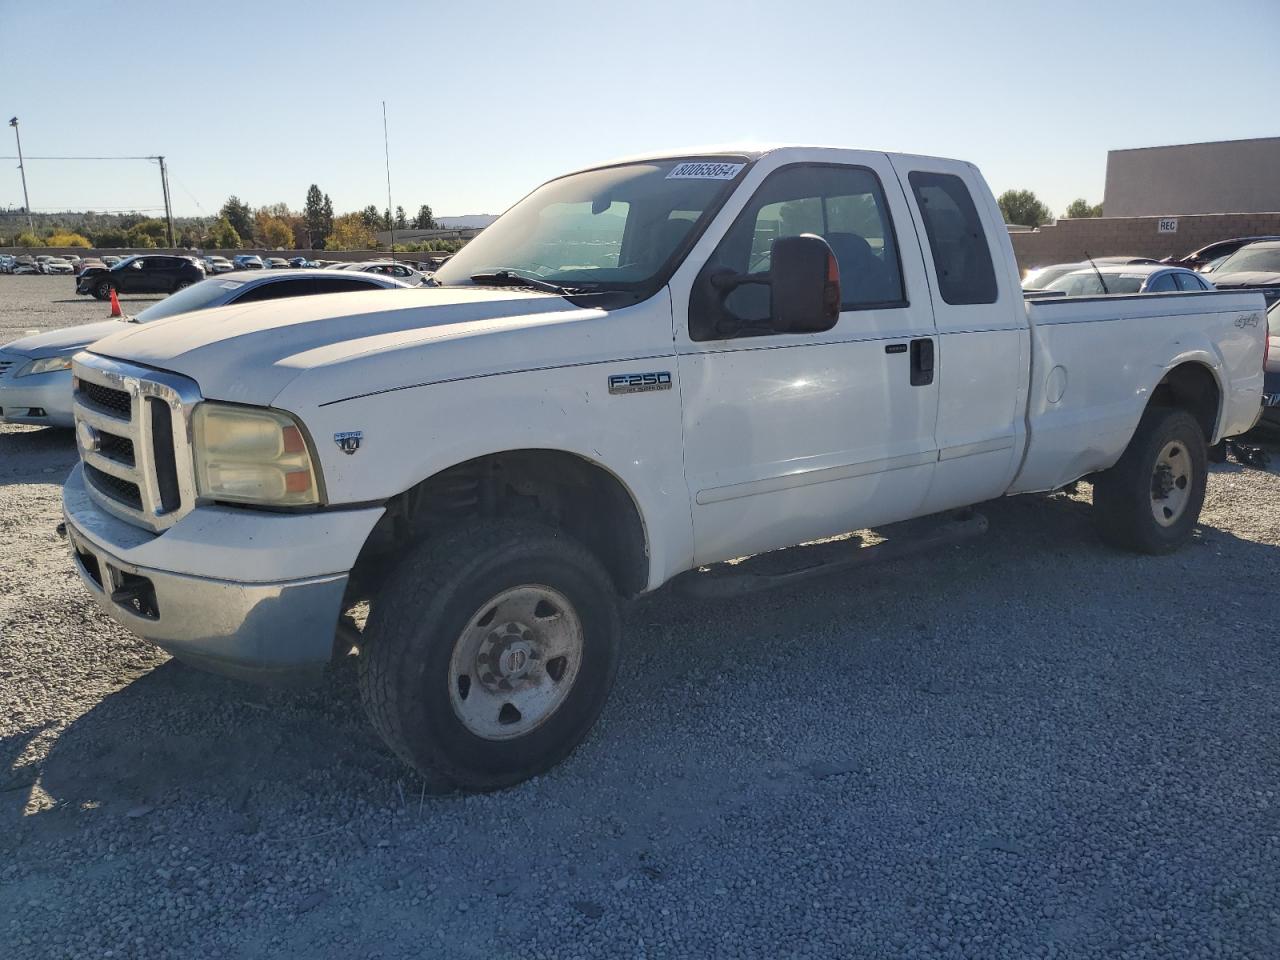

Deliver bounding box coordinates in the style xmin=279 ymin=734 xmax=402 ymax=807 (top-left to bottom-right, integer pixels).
xmin=3 ymin=0 xmax=1277 ymax=220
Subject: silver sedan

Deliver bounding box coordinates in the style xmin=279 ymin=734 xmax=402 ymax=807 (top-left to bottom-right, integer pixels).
xmin=0 ymin=268 xmax=410 ymax=428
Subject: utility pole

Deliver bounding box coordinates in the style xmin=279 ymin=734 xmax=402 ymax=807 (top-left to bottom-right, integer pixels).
xmin=8 ymin=117 xmax=34 ymax=233
xmin=157 ymin=155 xmax=175 ymax=248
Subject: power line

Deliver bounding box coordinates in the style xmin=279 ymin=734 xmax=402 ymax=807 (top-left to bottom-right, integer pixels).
xmin=0 ymin=155 xmax=160 ymax=161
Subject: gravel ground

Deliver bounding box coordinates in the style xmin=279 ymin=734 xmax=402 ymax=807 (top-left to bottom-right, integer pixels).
xmin=2 ymin=274 xmax=1278 ymax=959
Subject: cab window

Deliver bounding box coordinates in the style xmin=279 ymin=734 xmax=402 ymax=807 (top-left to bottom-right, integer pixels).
xmin=908 ymin=172 xmax=998 ymax=305
xmin=696 ymin=164 xmax=905 ymax=336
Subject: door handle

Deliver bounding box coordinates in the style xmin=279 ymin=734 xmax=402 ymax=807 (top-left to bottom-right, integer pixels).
xmin=909 ymin=338 xmax=934 ymax=386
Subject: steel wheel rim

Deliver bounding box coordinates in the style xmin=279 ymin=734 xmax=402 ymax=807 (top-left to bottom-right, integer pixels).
xmin=1150 ymin=440 xmax=1192 ymax=527
xmin=447 ymin=585 xmax=584 ymax=740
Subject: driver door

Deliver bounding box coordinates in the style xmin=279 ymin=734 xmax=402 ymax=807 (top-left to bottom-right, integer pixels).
xmin=671 ymin=153 xmax=939 ymax=566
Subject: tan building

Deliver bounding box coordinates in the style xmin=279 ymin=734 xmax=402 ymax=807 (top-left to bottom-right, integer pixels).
xmin=1103 ymin=137 xmax=1280 ymax=217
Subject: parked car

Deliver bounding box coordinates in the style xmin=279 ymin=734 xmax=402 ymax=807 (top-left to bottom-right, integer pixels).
xmin=0 ymin=268 xmax=411 ymax=427
xmin=264 ymin=257 xmax=290 ymax=269
xmin=1093 ymin=256 xmax=1160 ymax=265
xmin=1043 ymin=263 xmax=1214 ymax=296
xmin=288 ymin=256 xmax=319 ymax=268
xmin=1207 ymin=240 xmax=1280 ymax=280
xmin=76 ymin=258 xmax=106 ymax=275
xmin=202 ymin=255 xmax=235 ymax=274
xmin=348 ymin=260 xmax=429 ymax=284
xmin=101 ymin=256 xmax=122 ymax=268
xmin=1163 ymin=236 xmax=1280 ymax=272
xmin=75 ymin=255 xmax=206 ymax=299
xmin=1022 ymin=262 xmax=1088 ymax=290
xmin=232 ymin=254 xmax=264 ymax=270
xmin=1206 ymin=273 xmax=1280 ymax=305
xmin=12 ymin=257 xmax=40 ymax=275
xmin=42 ymin=257 xmax=76 ymax=275
xmin=58 ymin=145 xmax=1267 ymax=791
xmin=0 ymin=254 xmax=16 ymax=273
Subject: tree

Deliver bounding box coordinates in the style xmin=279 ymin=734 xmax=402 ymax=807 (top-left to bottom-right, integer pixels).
xmin=255 ymin=212 xmax=294 ymax=249
xmin=414 ymin=204 xmax=436 ymax=229
xmin=325 ymin=213 xmax=378 ymax=251
xmin=304 ymin=184 xmax=332 ymax=245
xmin=1064 ymin=198 xmax=1103 ymax=219
xmin=131 ymin=219 xmax=168 ymax=243
xmin=997 ymin=189 xmax=1052 ymax=227
xmin=360 ymin=205 xmax=382 ymax=229
xmin=220 ymin=196 xmax=254 ymax=240
xmin=383 ymin=208 xmax=393 ymax=230
xmin=124 ymin=226 xmax=158 ymax=248
xmin=15 ymin=231 xmax=43 ymax=248
xmin=91 ymin=226 xmax=130 ymax=247
xmin=394 ymin=205 xmax=407 ymax=230
xmin=46 ymin=231 xmax=92 ymax=248
xmin=206 ymin=218 xmax=241 ymax=249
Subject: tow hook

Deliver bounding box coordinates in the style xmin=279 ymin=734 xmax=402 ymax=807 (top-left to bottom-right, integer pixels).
xmin=55 ymin=521 xmax=67 ymax=539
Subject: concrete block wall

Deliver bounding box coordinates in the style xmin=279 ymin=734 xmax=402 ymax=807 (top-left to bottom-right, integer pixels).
xmin=1010 ymin=212 xmax=1280 ymax=270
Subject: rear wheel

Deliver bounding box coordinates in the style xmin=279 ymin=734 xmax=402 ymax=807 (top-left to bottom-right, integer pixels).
xmin=358 ymin=520 xmax=621 ymax=791
xmin=174 ymin=280 xmax=193 ymax=292
xmin=1093 ymin=407 xmax=1207 ymax=554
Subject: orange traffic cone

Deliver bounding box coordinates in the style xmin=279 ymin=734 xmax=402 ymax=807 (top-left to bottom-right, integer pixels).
xmin=109 ymin=288 xmax=122 ymax=318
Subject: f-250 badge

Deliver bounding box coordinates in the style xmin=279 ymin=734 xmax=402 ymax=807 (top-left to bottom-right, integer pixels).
xmin=334 ymin=431 xmax=363 ymax=455
xmin=608 ymin=371 xmax=672 ymax=395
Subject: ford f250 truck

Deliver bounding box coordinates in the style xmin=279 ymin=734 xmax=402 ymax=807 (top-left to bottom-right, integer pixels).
xmin=61 ymin=146 xmax=1267 ymax=790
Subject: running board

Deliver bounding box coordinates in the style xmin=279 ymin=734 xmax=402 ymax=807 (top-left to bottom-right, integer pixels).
xmin=673 ymin=510 xmax=988 ymax=601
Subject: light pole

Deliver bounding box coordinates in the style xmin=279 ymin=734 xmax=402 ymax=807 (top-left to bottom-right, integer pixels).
xmin=8 ymin=117 xmax=34 ymax=234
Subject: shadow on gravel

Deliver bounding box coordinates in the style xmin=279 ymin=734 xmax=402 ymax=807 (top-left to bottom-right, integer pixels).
xmin=0 ymin=426 xmax=77 ymax=488
xmin=7 ymin=489 xmax=1280 ymax=847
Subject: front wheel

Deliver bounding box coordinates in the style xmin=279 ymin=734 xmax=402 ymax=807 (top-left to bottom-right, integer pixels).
xmin=174 ymin=280 xmax=193 ymax=292
xmin=93 ymin=280 xmax=113 ymax=300
xmin=1093 ymin=407 xmax=1208 ymax=554
xmin=358 ymin=520 xmax=621 ymax=791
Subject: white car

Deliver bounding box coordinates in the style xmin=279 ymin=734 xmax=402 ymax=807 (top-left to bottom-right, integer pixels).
xmin=60 ymin=145 xmax=1266 ymax=791
xmin=41 ymin=257 xmax=76 ymax=275
xmin=203 ymin=256 xmax=235 ymax=274
xmin=0 ymin=269 xmax=410 ymax=427
xmin=1043 ymin=263 xmax=1215 ymax=296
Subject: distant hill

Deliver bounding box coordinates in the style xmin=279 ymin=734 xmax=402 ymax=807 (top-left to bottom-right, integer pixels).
xmin=436 ymin=215 xmax=499 ymax=229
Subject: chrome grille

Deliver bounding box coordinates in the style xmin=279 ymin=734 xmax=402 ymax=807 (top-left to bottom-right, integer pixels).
xmin=72 ymin=355 xmax=202 ymax=532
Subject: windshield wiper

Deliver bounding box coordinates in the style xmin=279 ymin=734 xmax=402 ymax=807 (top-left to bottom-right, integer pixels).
xmin=469 ymin=270 xmax=583 ymax=295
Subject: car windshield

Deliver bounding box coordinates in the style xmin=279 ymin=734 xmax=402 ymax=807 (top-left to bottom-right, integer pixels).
xmin=1022 ymin=264 xmax=1081 ymax=289
xmin=1044 ymin=271 xmax=1146 ymax=295
xmin=1214 ymin=245 xmax=1280 ymax=275
xmin=432 ymin=157 xmax=749 ymax=291
xmin=132 ymin=277 xmax=244 ymax=322
xmin=111 ymin=256 xmax=139 ymax=271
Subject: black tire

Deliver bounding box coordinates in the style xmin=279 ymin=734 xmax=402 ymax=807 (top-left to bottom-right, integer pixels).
xmin=174 ymin=280 xmax=193 ymax=292
xmin=1093 ymin=406 xmax=1207 ymax=554
xmin=358 ymin=519 xmax=621 ymax=792
xmin=93 ymin=279 xmax=113 ymax=301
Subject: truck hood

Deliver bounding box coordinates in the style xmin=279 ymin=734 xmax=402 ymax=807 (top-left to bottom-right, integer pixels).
xmin=85 ymin=286 xmax=612 ymax=406
xmin=4 ymin=319 xmax=128 ymax=358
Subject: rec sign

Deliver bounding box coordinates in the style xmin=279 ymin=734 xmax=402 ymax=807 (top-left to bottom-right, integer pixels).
xmin=1157 ymin=218 xmax=1179 ymax=234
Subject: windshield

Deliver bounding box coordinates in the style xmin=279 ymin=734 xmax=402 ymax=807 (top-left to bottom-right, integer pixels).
xmin=1022 ymin=264 xmax=1080 ymax=289
xmin=1045 ymin=271 xmax=1146 ymax=296
xmin=110 ymin=256 xmax=139 ymax=271
xmin=132 ymin=277 xmax=244 ymax=322
xmin=433 ymin=157 xmax=749 ymax=291
xmin=1214 ymin=245 xmax=1280 ymax=275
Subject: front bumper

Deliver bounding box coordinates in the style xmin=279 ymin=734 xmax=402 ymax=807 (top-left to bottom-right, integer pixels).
xmin=62 ymin=463 xmax=384 ymax=683
xmin=0 ymin=364 xmax=75 ymax=426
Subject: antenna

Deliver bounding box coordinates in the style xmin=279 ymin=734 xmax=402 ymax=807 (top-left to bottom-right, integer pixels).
xmin=382 ymin=100 xmax=395 ymax=262
xmin=1083 ymin=250 xmax=1110 ymax=295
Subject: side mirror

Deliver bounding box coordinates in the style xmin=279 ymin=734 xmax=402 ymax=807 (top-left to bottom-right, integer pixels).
xmin=769 ymin=233 xmax=841 ymax=333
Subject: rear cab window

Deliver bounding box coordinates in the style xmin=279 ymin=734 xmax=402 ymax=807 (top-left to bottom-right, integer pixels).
xmin=908 ymin=172 xmax=998 ymax=305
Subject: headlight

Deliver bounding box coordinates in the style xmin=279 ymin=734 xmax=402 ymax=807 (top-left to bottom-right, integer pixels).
xmin=192 ymin=403 xmax=322 ymax=507
xmin=16 ymin=355 xmax=74 ymax=377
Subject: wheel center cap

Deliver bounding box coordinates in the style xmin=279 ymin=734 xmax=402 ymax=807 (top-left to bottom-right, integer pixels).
xmin=1152 ymin=464 xmax=1175 ymax=499
xmin=496 ymin=639 xmax=534 ymax=681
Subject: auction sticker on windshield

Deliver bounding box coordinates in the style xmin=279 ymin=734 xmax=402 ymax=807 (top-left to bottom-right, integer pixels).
xmin=666 ymin=161 xmax=745 ymax=180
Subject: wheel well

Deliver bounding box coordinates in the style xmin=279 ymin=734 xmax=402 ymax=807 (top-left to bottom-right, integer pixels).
xmin=1150 ymin=363 xmax=1220 ymax=441
xmin=350 ymin=450 xmax=649 ymax=601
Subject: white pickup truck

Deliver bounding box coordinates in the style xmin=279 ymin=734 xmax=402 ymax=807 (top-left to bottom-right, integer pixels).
xmin=61 ymin=146 xmax=1267 ymax=790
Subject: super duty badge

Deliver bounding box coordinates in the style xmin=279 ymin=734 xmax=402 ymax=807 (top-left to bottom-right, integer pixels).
xmin=608 ymin=371 xmax=673 ymax=395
